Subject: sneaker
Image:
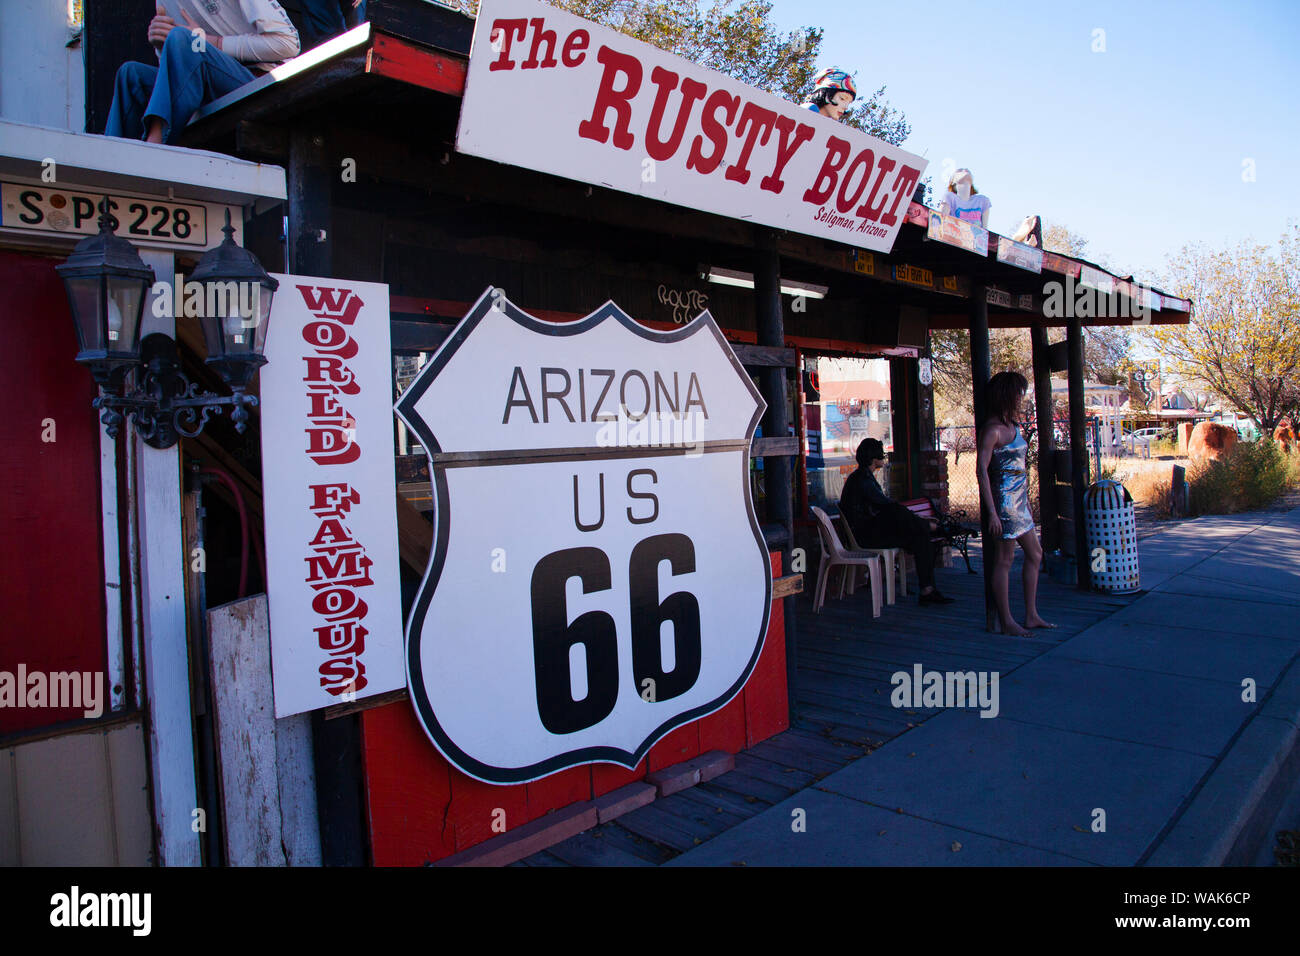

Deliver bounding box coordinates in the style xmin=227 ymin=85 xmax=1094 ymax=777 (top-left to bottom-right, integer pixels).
xmin=918 ymin=589 xmax=955 ymax=605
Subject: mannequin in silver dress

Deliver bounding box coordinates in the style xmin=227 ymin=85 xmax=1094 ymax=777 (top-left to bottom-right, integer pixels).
xmin=976 ymin=371 xmax=1055 ymax=636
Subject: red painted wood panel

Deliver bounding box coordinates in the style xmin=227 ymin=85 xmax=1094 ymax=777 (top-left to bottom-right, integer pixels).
xmin=362 ymin=702 xmax=454 ymax=865
xmin=447 ymin=767 xmax=529 ymax=853
xmin=367 ymin=33 xmax=467 ymax=96
xmin=745 ymin=553 xmax=789 ymax=746
xmin=525 ymin=765 xmax=591 ymax=824
xmin=646 ymin=720 xmax=700 ymax=772
xmin=360 ymin=549 xmax=790 ymax=863
xmin=590 ymin=756 xmax=647 ymax=798
xmin=0 ymin=251 xmax=107 ymax=734
xmin=695 ymin=692 xmax=747 ymax=756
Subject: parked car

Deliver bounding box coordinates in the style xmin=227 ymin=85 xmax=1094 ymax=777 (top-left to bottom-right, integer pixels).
xmin=1131 ymin=427 xmax=1172 ymax=443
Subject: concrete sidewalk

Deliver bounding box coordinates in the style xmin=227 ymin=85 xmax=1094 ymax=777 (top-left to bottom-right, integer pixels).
xmin=668 ymin=505 xmax=1300 ymax=866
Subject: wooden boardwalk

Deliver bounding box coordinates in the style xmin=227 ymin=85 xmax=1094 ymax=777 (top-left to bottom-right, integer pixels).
xmin=517 ymin=543 xmax=1138 ymax=866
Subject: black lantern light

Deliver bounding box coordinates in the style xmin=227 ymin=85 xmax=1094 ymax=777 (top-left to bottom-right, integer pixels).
xmin=190 ymin=209 xmax=279 ymax=390
xmin=59 ymin=200 xmax=277 ymax=448
xmin=55 ymin=203 xmax=155 ymax=387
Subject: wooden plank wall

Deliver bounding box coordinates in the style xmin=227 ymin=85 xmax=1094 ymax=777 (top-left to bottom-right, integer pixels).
xmin=208 ymin=594 xmax=322 ymax=866
xmin=0 ymin=721 xmax=152 ymax=865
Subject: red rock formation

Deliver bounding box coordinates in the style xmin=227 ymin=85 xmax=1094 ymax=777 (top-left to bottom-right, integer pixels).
xmin=1187 ymin=422 xmax=1239 ymax=461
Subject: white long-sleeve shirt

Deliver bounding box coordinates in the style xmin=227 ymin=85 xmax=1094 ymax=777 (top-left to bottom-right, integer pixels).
xmin=160 ymin=0 xmax=300 ymax=72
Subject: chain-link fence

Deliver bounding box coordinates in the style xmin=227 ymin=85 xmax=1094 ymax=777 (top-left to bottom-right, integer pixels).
xmin=936 ymin=418 xmax=1105 ymax=525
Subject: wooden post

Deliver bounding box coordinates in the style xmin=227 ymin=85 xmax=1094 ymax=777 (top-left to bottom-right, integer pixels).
xmin=888 ymin=356 xmax=918 ymax=497
xmin=289 ymin=127 xmax=333 ymax=280
xmin=134 ymin=249 xmax=202 ymax=866
xmin=290 ymin=126 xmax=364 ymax=865
xmin=755 ymin=227 xmax=797 ymax=718
xmin=1029 ymin=324 xmax=1056 ymax=553
xmin=1067 ymin=316 xmax=1091 ymax=589
xmin=968 ymin=285 xmax=995 ymax=629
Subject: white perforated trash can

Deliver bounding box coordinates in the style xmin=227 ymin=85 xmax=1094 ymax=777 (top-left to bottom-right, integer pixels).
xmin=1083 ymin=479 xmax=1140 ymax=593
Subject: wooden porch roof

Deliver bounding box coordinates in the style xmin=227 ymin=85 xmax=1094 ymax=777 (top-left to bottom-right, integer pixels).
xmin=175 ymin=0 xmax=1191 ymax=334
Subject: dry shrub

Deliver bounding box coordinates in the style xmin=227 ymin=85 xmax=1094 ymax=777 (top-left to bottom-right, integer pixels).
xmin=1125 ymin=469 xmax=1173 ymax=517
xmin=1188 ymin=439 xmax=1299 ymax=515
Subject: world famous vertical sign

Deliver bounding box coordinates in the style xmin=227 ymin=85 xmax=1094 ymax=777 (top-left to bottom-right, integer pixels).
xmin=261 ymin=277 xmax=404 ymax=717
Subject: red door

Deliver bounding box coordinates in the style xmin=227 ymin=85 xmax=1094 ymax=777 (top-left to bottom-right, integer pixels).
xmin=0 ymin=249 xmax=110 ymax=734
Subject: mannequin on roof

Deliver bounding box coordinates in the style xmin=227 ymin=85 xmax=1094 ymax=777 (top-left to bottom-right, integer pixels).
xmin=1011 ymin=214 xmax=1043 ymax=248
xmin=943 ymin=168 xmax=991 ymax=228
xmin=802 ymin=68 xmax=856 ymax=121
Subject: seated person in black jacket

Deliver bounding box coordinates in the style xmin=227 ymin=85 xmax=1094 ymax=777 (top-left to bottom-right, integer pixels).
xmin=838 ymin=438 xmax=954 ymax=605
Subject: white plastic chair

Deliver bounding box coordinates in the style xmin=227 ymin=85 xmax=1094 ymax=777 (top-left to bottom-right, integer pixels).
xmin=810 ymin=507 xmax=882 ymax=617
xmin=837 ymin=514 xmax=907 ymax=604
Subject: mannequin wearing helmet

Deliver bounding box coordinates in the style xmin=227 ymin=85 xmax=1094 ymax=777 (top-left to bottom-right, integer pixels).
xmin=803 ymin=68 xmax=856 ymax=120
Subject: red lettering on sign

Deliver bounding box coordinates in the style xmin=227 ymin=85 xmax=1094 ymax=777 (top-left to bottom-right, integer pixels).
xmin=305 ymin=426 xmax=362 ymax=465
xmin=303 ymin=356 xmax=360 ymax=394
xmin=309 ymin=482 xmax=361 ymax=519
xmin=836 ymin=148 xmax=875 ymax=213
xmin=315 ymin=620 xmax=368 ymax=655
xmin=319 ymin=656 xmax=368 ymax=695
xmin=302 ymin=320 xmax=359 ymax=358
xmin=297 ymin=284 xmax=367 ymax=466
xmin=645 ymin=67 xmax=707 ymax=162
xmin=724 ymin=101 xmax=777 ymax=185
xmin=561 ymin=29 xmax=588 ymax=67
xmin=305 ymin=481 xmax=374 ymax=696
xmin=577 ymin=45 xmax=642 ymax=150
xmin=487 ymin=18 xmax=529 ymax=70
xmin=295 ymin=286 xmax=363 ymax=323
xmin=312 ymin=585 xmax=369 ymax=622
xmin=309 ymin=517 xmax=351 ymax=548
xmin=759 ymin=115 xmax=814 ymax=194
xmin=306 ymin=387 xmax=346 ymax=421
xmin=685 ymin=89 xmax=738 ymax=175
xmin=881 ymin=164 xmax=921 ymax=227
xmin=802 ymin=136 xmax=850 ymax=205
xmin=520 ymin=17 xmax=559 ymax=69
xmin=855 ymin=155 xmax=896 ymax=221
xmin=305 ymin=545 xmax=374 ymax=590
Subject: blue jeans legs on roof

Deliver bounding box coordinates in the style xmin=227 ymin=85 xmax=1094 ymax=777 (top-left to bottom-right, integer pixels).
xmin=297 ymin=0 xmax=367 ymax=50
xmin=297 ymin=0 xmax=345 ymax=50
xmin=104 ymin=27 xmax=255 ymax=145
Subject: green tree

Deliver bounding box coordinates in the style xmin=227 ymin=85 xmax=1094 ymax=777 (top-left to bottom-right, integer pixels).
xmin=1146 ymin=226 xmax=1300 ymax=433
xmin=442 ymin=0 xmax=911 ymax=144
xmin=1043 ymin=223 xmax=1088 ymax=260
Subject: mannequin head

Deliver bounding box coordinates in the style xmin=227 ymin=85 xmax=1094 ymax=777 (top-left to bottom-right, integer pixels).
xmin=808 ymin=68 xmax=856 ymax=121
xmin=947 ymin=168 xmax=977 ymax=201
xmin=812 ymin=88 xmax=855 ymax=119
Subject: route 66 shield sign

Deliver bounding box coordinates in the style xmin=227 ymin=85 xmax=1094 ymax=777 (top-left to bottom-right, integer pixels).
xmin=395 ymin=289 xmax=771 ymax=783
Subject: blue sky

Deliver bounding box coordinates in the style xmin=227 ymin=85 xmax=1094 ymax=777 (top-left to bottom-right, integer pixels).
xmin=766 ymin=0 xmax=1299 ymax=286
